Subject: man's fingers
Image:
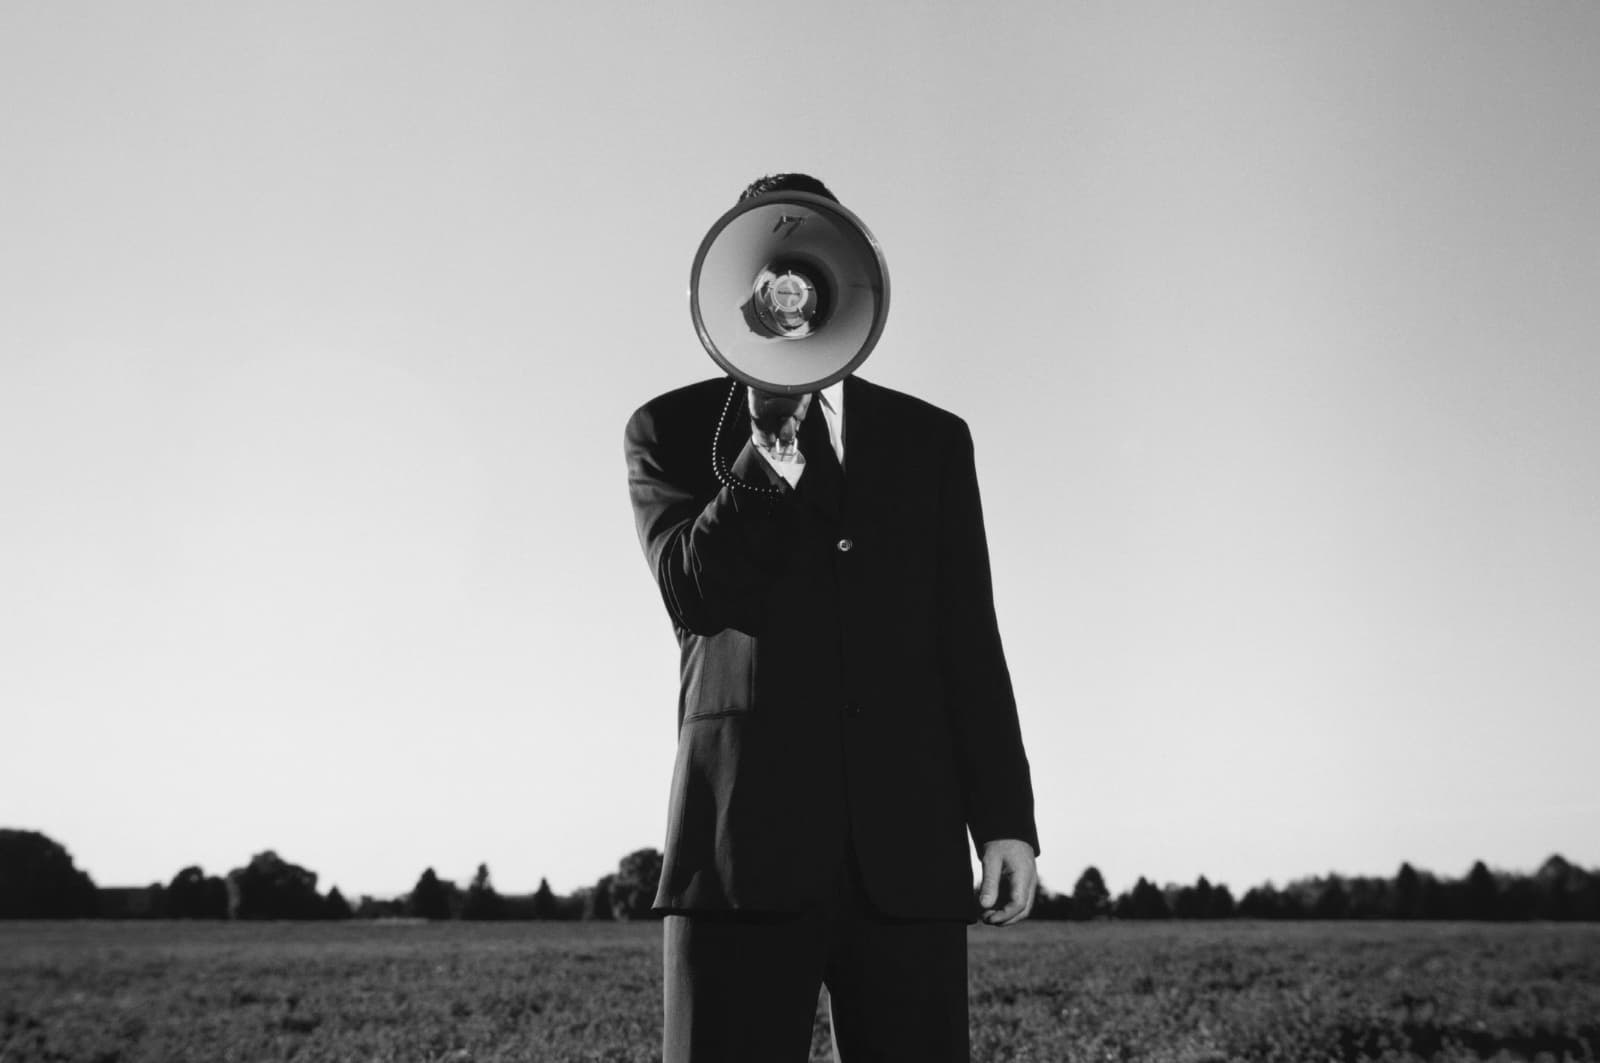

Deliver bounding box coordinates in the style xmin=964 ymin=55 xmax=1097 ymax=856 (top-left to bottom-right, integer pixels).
xmin=988 ymin=900 xmax=1026 ymax=925
xmin=980 ymin=852 xmax=1039 ymax=927
xmin=983 ymin=880 xmax=1026 ymax=924
xmin=998 ymin=873 xmax=1038 ymax=926
xmin=977 ymin=854 xmax=1001 ymax=908
xmin=1013 ymin=863 xmax=1038 ymax=921
xmin=987 ymin=881 xmax=1033 ymax=925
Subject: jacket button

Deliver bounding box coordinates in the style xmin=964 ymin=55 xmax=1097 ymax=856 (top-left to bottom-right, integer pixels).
xmin=836 ymin=537 xmax=854 ymax=553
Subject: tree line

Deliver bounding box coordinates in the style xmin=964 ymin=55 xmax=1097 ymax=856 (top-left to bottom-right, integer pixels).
xmin=3 ymin=828 xmax=1596 ymax=922
xmin=1032 ymin=856 xmax=1600 ymax=922
xmin=0 ymin=829 xmax=665 ymax=922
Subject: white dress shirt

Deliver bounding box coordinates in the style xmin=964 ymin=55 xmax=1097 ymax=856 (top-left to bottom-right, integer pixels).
xmin=753 ymin=380 xmax=844 ymax=488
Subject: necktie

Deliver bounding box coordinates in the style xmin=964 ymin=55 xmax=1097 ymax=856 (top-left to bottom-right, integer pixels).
xmin=796 ymin=395 xmax=842 ymax=514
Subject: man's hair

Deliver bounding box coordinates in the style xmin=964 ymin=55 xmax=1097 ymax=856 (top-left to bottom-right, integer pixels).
xmin=738 ymin=173 xmax=839 ymax=204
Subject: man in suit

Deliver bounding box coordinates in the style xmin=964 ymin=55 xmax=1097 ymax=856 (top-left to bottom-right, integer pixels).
xmin=624 ymin=173 xmax=1038 ymax=1063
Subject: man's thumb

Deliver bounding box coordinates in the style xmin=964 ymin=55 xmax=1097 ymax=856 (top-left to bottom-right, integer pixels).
xmin=978 ymin=857 xmax=1000 ymax=907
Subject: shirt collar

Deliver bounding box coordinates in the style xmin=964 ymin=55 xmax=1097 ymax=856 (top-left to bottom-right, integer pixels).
xmin=818 ymin=380 xmax=844 ymax=414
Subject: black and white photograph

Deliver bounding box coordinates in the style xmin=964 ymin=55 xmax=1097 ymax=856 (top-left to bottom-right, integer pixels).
xmin=3 ymin=2 xmax=1598 ymax=1061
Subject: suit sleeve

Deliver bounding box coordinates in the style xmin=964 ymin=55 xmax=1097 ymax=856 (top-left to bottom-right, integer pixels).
xmin=624 ymin=399 xmax=791 ymax=637
xmin=937 ymin=421 xmax=1041 ymax=857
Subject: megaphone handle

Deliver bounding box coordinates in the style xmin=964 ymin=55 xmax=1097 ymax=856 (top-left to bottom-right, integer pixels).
xmin=711 ymin=378 xmax=785 ymax=498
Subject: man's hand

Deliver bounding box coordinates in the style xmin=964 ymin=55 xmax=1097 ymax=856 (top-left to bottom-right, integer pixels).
xmin=977 ymin=839 xmax=1037 ymax=926
xmin=747 ymin=388 xmax=814 ymax=457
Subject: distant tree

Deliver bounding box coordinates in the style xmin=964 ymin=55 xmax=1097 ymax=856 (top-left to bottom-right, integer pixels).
xmin=1205 ymin=882 xmax=1236 ymax=919
xmin=496 ymin=891 xmax=535 ymax=919
xmin=1422 ymin=875 xmax=1451 ymax=919
xmin=1113 ymin=877 xmax=1170 ymax=919
xmin=1499 ymin=871 xmax=1537 ymax=920
xmin=1173 ymin=876 xmax=1216 ymax=919
xmin=354 ymin=894 xmax=408 ymax=919
xmin=1271 ymin=879 xmax=1314 ymax=918
xmin=1239 ymin=882 xmax=1304 ymax=919
xmin=1070 ymin=867 xmax=1111 ymax=921
xmin=584 ymin=874 xmax=616 ymax=921
xmin=1237 ymin=885 xmax=1276 ymax=918
xmin=323 ymin=887 xmax=353 ymax=920
xmin=166 ymin=865 xmax=229 ymax=919
xmin=1309 ymin=877 xmax=1349 ymax=919
xmin=226 ymin=851 xmax=324 ymax=920
xmin=462 ymin=863 xmax=505 ymax=921
xmin=1030 ymin=884 xmax=1073 ymax=920
xmin=1572 ymin=864 xmax=1600 ymax=921
xmin=609 ymin=849 xmax=664 ymax=920
xmin=1342 ymin=876 xmax=1390 ymax=919
xmin=1534 ymin=854 xmax=1575 ymax=919
xmin=1394 ymin=863 xmax=1423 ymax=919
xmin=0 ymin=829 xmax=99 ymax=918
xmin=1170 ymin=876 xmax=1234 ymax=919
xmin=553 ymin=888 xmax=586 ymax=921
xmin=408 ymin=868 xmax=454 ymax=921
xmin=1463 ymin=861 xmax=1500 ymax=920
xmin=1532 ymin=854 xmax=1600 ymax=921
xmin=532 ymin=877 xmax=559 ymax=920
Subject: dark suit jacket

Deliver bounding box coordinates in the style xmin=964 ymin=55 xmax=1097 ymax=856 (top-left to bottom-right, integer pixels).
xmin=624 ymin=374 xmax=1037 ymax=921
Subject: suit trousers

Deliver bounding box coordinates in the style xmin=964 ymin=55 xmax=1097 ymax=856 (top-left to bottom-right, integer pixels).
xmin=661 ymin=841 xmax=970 ymax=1063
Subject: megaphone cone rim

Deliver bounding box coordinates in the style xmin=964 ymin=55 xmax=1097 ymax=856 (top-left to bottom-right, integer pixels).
xmin=690 ymin=191 xmax=891 ymax=396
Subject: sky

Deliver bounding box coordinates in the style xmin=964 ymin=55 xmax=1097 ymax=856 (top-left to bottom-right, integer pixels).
xmin=2 ymin=1 xmax=1597 ymax=902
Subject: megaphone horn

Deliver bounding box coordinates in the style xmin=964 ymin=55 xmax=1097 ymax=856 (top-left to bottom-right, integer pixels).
xmin=690 ymin=192 xmax=890 ymax=396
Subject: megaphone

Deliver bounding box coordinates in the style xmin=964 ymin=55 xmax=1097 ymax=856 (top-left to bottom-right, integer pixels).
xmin=690 ymin=192 xmax=890 ymax=395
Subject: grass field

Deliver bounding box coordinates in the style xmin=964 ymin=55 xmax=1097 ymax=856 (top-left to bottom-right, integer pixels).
xmin=2 ymin=920 xmax=1597 ymax=1062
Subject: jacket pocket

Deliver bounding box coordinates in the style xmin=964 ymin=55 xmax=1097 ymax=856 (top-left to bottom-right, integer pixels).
xmin=681 ymin=628 xmax=758 ymax=721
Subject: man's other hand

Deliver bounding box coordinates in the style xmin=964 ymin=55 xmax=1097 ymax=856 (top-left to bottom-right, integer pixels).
xmin=978 ymin=839 xmax=1037 ymax=926
xmin=748 ymin=388 xmax=814 ymax=455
